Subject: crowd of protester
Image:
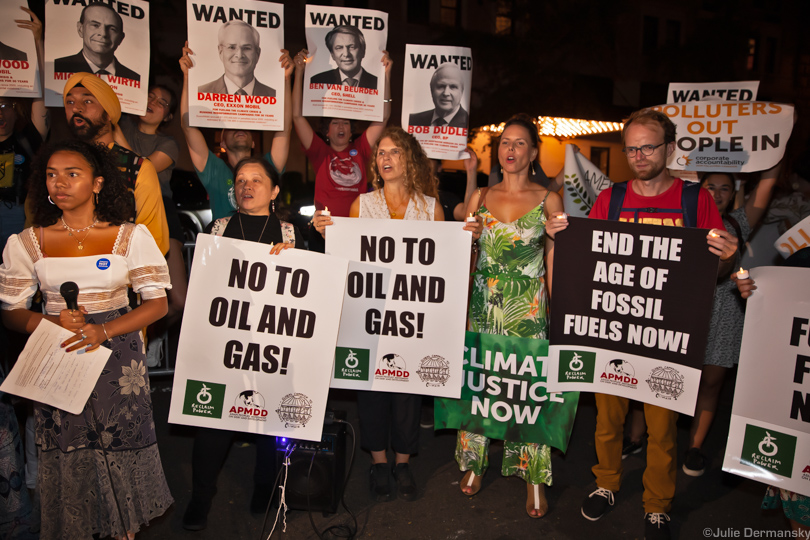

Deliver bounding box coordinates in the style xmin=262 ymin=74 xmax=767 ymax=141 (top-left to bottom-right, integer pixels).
xmin=0 ymin=5 xmax=809 ymax=540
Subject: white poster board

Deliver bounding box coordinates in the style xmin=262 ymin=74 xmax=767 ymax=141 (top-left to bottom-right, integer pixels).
xmin=186 ymin=0 xmax=285 ymax=130
xmin=402 ymin=44 xmax=472 ymax=160
xmin=169 ymin=235 xmax=348 ymax=442
xmin=0 ymin=4 xmax=39 ymax=98
xmin=667 ymin=81 xmax=759 ymax=103
xmin=303 ymin=5 xmax=387 ymax=122
xmin=722 ymin=267 xmax=810 ymax=497
xmin=774 ymin=215 xmax=810 ymax=259
xmin=45 ymin=0 xmax=149 ymax=114
xmin=326 ymin=217 xmax=469 ymax=398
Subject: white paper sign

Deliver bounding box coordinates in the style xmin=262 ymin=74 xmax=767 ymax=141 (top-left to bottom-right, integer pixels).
xmin=402 ymin=44 xmax=472 ymax=160
xmin=45 ymin=0 xmax=150 ymax=114
xmin=187 ymin=0 xmax=285 ymax=130
xmin=169 ymin=235 xmax=348 ymax=442
xmin=0 ymin=319 xmax=111 ymax=415
xmin=722 ymin=267 xmax=810 ymax=497
xmin=774 ymin=215 xmax=810 ymax=259
xmin=0 ymin=4 xmax=39 ymax=98
xmin=303 ymin=5 xmax=387 ymax=122
xmin=326 ymin=217 xmax=469 ymax=398
xmin=667 ymin=81 xmax=759 ymax=103
xmin=653 ymin=101 xmax=794 ymax=173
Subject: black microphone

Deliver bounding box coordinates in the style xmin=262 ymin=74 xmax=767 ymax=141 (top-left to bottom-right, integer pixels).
xmin=60 ymin=281 xmax=79 ymax=311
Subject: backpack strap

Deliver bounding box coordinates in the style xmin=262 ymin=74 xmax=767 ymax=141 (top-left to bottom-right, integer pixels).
xmin=607 ymin=181 xmax=628 ymax=221
xmin=680 ymin=181 xmax=700 ymax=229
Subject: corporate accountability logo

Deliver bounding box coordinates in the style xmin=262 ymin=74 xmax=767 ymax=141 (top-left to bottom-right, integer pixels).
xmin=276 ymin=393 xmax=313 ymax=428
xmin=416 ymin=355 xmax=450 ymax=387
xmin=333 ymin=347 xmax=370 ymax=381
xmin=182 ymin=380 xmax=226 ymax=418
xmin=600 ymin=359 xmax=638 ymax=389
xmin=676 ymin=155 xmax=692 ymax=167
xmin=646 ymin=366 xmax=684 ymax=400
xmin=740 ymin=425 xmax=797 ymax=478
xmin=375 ymin=353 xmax=410 ymax=382
xmin=558 ymin=350 xmax=596 ymax=383
xmin=229 ymin=390 xmax=268 ymax=421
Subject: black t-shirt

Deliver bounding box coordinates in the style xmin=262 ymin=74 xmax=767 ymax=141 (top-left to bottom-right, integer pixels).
xmin=438 ymin=190 xmax=462 ymax=221
xmin=0 ymin=123 xmax=42 ymax=203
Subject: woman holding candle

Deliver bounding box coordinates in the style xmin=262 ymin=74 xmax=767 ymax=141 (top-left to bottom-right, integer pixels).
xmin=456 ymin=113 xmax=565 ymax=518
xmin=683 ymin=164 xmax=780 ymax=476
xmin=313 ymin=126 xmax=453 ymax=502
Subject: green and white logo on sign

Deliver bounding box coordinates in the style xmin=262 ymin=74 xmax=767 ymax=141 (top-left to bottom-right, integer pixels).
xmin=334 ymin=347 xmax=370 ymax=380
xmin=558 ymin=350 xmax=596 ymax=383
xmin=740 ymin=424 xmax=796 ymax=478
xmin=183 ymin=380 xmax=226 ymax=418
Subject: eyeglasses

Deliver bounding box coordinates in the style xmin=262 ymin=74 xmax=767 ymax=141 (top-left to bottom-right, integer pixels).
xmin=148 ymin=94 xmax=170 ymax=109
xmin=622 ymin=143 xmax=665 ymax=157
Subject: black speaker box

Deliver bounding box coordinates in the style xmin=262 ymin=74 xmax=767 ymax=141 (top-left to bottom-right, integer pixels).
xmin=275 ymin=417 xmax=347 ymax=514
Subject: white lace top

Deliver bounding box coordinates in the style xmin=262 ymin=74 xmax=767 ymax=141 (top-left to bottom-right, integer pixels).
xmin=357 ymin=190 xmax=436 ymax=221
xmin=0 ymin=223 xmax=170 ymax=315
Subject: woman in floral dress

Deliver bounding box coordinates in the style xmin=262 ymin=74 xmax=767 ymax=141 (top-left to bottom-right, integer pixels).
xmin=0 ymin=140 xmax=173 ymax=540
xmin=456 ymin=114 xmax=565 ymax=518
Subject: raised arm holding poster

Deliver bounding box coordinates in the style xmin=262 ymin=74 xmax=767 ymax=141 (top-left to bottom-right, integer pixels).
xmin=546 ymin=217 xmax=719 ymax=415
xmin=168 ymin=235 xmax=348 ymax=442
xmin=186 ymin=0 xmax=285 ymax=130
xmin=0 ymin=4 xmax=39 ymax=98
xmin=402 ymin=44 xmax=472 ymax=160
xmin=722 ymin=266 xmax=810 ymax=497
xmin=303 ymin=5 xmax=387 ymax=122
xmin=326 ymin=217 xmax=470 ymax=398
xmin=652 ymin=101 xmax=793 ymax=173
xmin=45 ymin=0 xmax=149 ymax=114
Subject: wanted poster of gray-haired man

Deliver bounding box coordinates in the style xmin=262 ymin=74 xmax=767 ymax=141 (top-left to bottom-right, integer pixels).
xmin=403 ymin=45 xmax=472 ymax=160
xmin=304 ymin=5 xmax=388 ymax=122
xmin=0 ymin=4 xmax=39 ymax=98
xmin=186 ymin=0 xmax=285 ymax=130
xmin=44 ymin=0 xmax=150 ymax=114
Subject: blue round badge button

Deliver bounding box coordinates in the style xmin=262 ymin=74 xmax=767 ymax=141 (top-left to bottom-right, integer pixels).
xmin=14 ymin=154 xmax=24 ymax=165
xmin=349 ymin=149 xmax=358 ymax=156
xmin=97 ymin=258 xmax=111 ymax=270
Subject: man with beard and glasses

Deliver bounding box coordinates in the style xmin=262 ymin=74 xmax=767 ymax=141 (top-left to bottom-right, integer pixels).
xmin=180 ymin=42 xmax=294 ymax=223
xmin=62 ymin=72 xmax=168 ymax=254
xmin=547 ymin=108 xmax=738 ymax=540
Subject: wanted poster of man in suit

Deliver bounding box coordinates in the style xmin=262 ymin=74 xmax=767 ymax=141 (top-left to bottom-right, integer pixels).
xmin=0 ymin=4 xmax=39 ymax=98
xmin=403 ymin=45 xmax=472 ymax=160
xmin=303 ymin=5 xmax=387 ymax=122
xmin=44 ymin=0 xmax=150 ymax=115
xmin=187 ymin=0 xmax=284 ymax=130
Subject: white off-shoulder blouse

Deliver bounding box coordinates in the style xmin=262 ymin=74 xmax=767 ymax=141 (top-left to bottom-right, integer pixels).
xmin=0 ymin=223 xmax=171 ymax=315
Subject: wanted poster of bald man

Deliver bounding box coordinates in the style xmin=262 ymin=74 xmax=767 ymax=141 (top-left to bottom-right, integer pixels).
xmin=44 ymin=0 xmax=150 ymax=115
xmin=403 ymin=45 xmax=472 ymax=160
xmin=187 ymin=0 xmax=285 ymax=130
xmin=304 ymin=5 xmax=388 ymax=122
xmin=0 ymin=4 xmax=39 ymax=98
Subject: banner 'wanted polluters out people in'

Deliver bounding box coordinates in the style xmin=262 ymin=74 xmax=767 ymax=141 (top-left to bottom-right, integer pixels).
xmin=402 ymin=44 xmax=472 ymax=160
xmin=45 ymin=0 xmax=149 ymax=114
xmin=186 ymin=0 xmax=285 ymax=130
xmin=0 ymin=4 xmax=39 ymax=98
xmin=168 ymin=235 xmax=348 ymax=442
xmin=327 ymin=218 xmax=470 ymax=398
xmin=303 ymin=5 xmax=388 ymax=122
xmin=546 ymin=218 xmax=719 ymax=415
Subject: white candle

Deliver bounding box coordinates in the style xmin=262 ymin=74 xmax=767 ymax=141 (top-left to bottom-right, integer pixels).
xmin=556 ymin=212 xmax=569 ymax=220
xmin=737 ymin=267 xmax=749 ymax=280
xmin=709 ymin=229 xmax=720 ymax=238
xmin=322 ymin=207 xmax=331 ymax=217
xmin=466 ymin=213 xmax=477 ymax=223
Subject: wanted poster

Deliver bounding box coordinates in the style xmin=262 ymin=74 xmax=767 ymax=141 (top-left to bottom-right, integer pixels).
xmin=303 ymin=5 xmax=388 ymax=122
xmin=402 ymin=44 xmax=472 ymax=160
xmin=45 ymin=0 xmax=149 ymax=114
xmin=186 ymin=0 xmax=285 ymax=130
xmin=0 ymin=4 xmax=39 ymax=98
xmin=667 ymin=81 xmax=759 ymax=104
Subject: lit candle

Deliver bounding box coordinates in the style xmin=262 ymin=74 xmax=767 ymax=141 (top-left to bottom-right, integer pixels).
xmin=466 ymin=212 xmax=477 ymax=223
xmin=322 ymin=206 xmax=330 ymax=217
xmin=556 ymin=212 xmax=569 ymax=220
xmin=737 ymin=267 xmax=749 ymax=280
xmin=709 ymin=229 xmax=720 ymax=238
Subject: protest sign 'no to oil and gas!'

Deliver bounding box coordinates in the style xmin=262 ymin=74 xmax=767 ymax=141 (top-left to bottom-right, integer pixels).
xmin=168 ymin=235 xmax=348 ymax=442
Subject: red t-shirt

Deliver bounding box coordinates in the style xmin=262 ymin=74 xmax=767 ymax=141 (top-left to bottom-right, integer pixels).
xmin=589 ymin=178 xmax=725 ymax=231
xmin=305 ymin=132 xmax=371 ymax=217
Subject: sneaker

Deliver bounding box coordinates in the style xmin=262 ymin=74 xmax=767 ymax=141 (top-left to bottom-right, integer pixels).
xmin=682 ymin=447 xmax=706 ymax=476
xmin=419 ymin=403 xmax=434 ymax=429
xmin=392 ymin=463 xmax=417 ymax=501
xmin=644 ymin=512 xmax=671 ymax=540
xmin=581 ymin=487 xmax=614 ymax=521
xmin=146 ymin=334 xmax=164 ymax=368
xmin=369 ymin=463 xmax=394 ymax=502
xmin=622 ymin=437 xmax=643 ymax=459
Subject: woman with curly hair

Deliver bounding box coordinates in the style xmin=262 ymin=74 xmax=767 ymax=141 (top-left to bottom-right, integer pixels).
xmin=313 ymin=126 xmax=447 ymax=502
xmin=0 ymin=140 xmax=173 ymax=540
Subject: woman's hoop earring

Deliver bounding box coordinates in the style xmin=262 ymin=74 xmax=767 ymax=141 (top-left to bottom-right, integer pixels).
xmin=48 ymin=195 xmax=55 ymax=205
